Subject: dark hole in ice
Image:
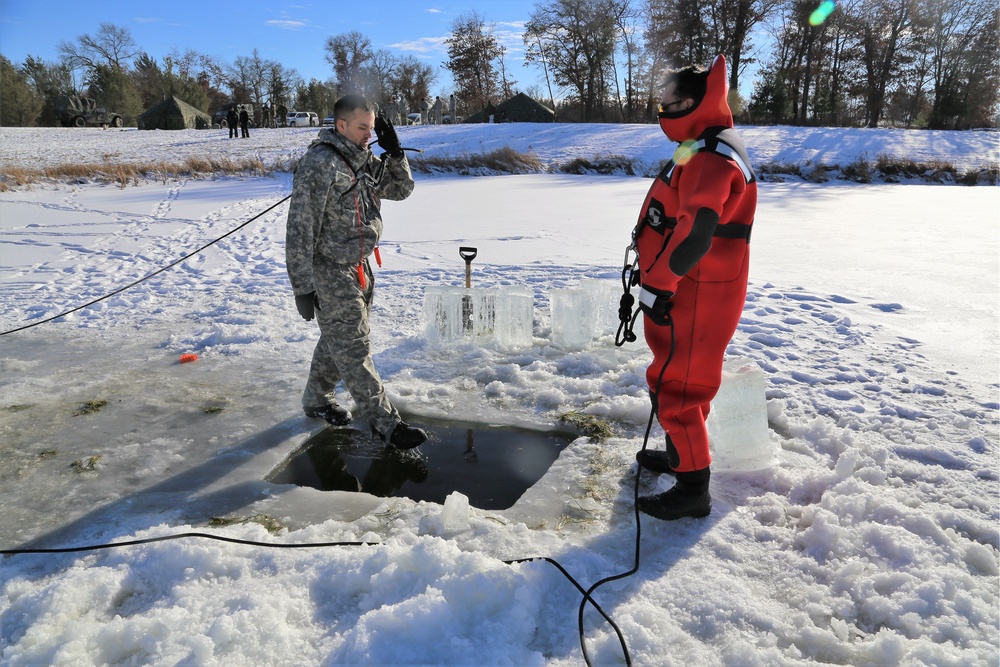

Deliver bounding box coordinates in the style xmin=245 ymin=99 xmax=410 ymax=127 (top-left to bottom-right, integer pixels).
xmin=268 ymin=414 xmax=577 ymax=510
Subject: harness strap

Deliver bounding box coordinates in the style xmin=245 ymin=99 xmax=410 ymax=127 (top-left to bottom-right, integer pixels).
xmin=709 ymin=140 xmax=753 ymax=183
xmin=327 ymin=142 xmax=381 ymax=287
xmin=617 ymin=128 xmax=755 ymax=346
xmin=713 ymin=222 xmax=752 ymax=241
xmin=637 ymin=284 xmax=674 ymax=326
xmin=659 ymin=127 xmax=756 ymax=187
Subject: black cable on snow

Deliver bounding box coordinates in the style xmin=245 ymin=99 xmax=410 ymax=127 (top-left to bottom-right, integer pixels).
xmin=0 ymin=195 xmax=291 ymax=337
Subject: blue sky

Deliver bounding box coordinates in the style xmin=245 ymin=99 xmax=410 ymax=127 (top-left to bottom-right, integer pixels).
xmin=0 ymin=0 xmax=540 ymax=96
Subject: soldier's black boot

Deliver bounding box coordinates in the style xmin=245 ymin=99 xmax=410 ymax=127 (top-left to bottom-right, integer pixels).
xmin=378 ymin=422 xmax=427 ymax=450
xmin=304 ymin=403 xmax=352 ymax=426
xmin=637 ymin=467 xmax=712 ymax=520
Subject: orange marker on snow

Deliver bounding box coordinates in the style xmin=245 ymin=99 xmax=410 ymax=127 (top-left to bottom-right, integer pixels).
xmin=179 ymin=354 xmax=199 ymax=363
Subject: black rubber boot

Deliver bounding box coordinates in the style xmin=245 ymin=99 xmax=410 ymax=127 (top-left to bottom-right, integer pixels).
xmin=304 ymin=403 xmax=352 ymax=426
xmin=635 ymin=434 xmax=680 ymax=475
xmin=635 ymin=450 xmax=677 ymax=476
xmin=637 ymin=467 xmax=712 ymax=520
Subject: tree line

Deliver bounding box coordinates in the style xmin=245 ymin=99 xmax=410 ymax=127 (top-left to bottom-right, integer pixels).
xmin=1 ymin=0 xmax=996 ymax=130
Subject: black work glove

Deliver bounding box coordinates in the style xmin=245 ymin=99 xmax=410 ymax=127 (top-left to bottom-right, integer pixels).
xmin=374 ymin=114 xmax=403 ymax=159
xmin=295 ymin=292 xmax=320 ymax=321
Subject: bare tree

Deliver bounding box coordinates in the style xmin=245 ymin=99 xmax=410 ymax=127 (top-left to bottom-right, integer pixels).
xmin=645 ymin=0 xmax=779 ymax=95
xmin=924 ymin=0 xmax=998 ymax=129
xmin=813 ymin=0 xmax=862 ymax=125
xmin=227 ymin=55 xmax=255 ymax=104
xmin=388 ymin=56 xmax=437 ymax=112
xmin=197 ymin=54 xmax=229 ymax=93
xmin=610 ymin=0 xmax=642 ymax=122
xmin=748 ymin=0 xmax=867 ymax=126
xmin=325 ymin=31 xmax=373 ymax=96
xmin=853 ymin=0 xmax=915 ymax=127
xmin=265 ymin=60 xmax=301 ymax=112
xmin=497 ymin=45 xmax=516 ymax=100
xmin=525 ymin=0 xmax=620 ymax=122
xmin=363 ymin=49 xmax=399 ymax=107
xmin=445 ymin=11 xmax=503 ymax=116
xmin=646 ymin=0 xmax=710 ymax=67
xmin=525 ymin=33 xmax=559 ymax=117
xmin=57 ymin=23 xmax=139 ymax=72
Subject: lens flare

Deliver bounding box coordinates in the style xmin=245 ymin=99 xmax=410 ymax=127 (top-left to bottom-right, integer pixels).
xmin=673 ymin=140 xmax=699 ymax=166
xmin=809 ymin=1 xmax=836 ymax=26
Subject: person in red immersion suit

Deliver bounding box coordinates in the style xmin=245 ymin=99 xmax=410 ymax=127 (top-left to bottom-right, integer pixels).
xmin=632 ymin=55 xmax=757 ymax=520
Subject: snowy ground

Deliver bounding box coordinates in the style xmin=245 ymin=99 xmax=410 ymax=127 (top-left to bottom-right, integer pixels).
xmin=0 ymin=125 xmax=997 ymax=666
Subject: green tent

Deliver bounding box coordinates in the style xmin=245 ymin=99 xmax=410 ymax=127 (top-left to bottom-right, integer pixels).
xmin=463 ymin=93 xmax=555 ymax=124
xmin=138 ymin=96 xmax=213 ymax=130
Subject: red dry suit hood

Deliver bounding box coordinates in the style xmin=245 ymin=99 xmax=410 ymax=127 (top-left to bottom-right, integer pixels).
xmin=658 ymin=55 xmax=734 ymax=143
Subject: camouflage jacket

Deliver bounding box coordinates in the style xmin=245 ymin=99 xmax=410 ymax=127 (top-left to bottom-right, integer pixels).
xmin=285 ymin=128 xmax=414 ymax=296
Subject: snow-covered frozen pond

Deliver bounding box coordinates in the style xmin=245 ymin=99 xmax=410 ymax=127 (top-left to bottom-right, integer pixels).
xmin=0 ymin=125 xmax=996 ymax=666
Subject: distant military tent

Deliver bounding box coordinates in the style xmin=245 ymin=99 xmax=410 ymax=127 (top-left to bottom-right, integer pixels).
xmin=138 ymin=96 xmax=213 ymax=130
xmin=464 ymin=93 xmax=555 ymax=123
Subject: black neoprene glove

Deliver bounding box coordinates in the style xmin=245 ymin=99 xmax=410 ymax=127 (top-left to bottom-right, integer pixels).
xmin=374 ymin=115 xmax=403 ymax=159
xmin=295 ymin=292 xmax=320 ymax=321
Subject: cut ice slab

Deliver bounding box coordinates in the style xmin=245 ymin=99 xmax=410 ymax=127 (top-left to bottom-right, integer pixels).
xmin=266 ymin=414 xmax=577 ymax=510
xmin=707 ymin=356 xmax=775 ymax=472
xmin=423 ymin=285 xmax=533 ymax=347
xmin=550 ymin=278 xmax=629 ymax=349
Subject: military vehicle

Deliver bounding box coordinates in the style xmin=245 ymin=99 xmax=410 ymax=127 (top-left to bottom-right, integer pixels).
xmin=212 ymin=103 xmax=256 ymax=129
xmin=56 ymin=95 xmax=124 ymax=128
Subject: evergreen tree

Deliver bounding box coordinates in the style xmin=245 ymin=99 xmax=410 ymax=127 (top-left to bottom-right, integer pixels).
xmin=163 ymin=53 xmax=210 ymax=111
xmin=20 ymin=55 xmax=73 ymax=126
xmin=0 ymin=55 xmax=42 ymax=126
xmin=87 ymin=64 xmax=142 ymax=124
xmin=294 ymin=78 xmax=338 ymax=119
xmin=132 ymin=52 xmax=165 ymax=109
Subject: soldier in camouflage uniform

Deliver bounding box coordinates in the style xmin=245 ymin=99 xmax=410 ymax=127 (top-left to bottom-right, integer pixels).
xmin=285 ymin=94 xmax=427 ymax=449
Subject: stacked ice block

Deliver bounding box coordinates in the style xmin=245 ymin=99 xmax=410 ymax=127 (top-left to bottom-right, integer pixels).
xmin=707 ymin=357 xmax=774 ymax=471
xmin=550 ymin=278 xmax=634 ymax=349
xmin=423 ymin=285 xmax=534 ymax=347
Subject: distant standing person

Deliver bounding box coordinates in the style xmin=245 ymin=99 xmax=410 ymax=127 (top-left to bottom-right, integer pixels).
xmin=239 ymin=106 xmax=250 ymax=138
xmin=227 ymin=106 xmax=238 ymax=139
xmin=630 ymin=55 xmax=757 ymax=520
xmin=285 ymin=94 xmax=427 ymax=449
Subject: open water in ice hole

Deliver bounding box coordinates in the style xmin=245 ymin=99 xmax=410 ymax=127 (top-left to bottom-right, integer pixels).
xmin=267 ymin=415 xmax=577 ymax=510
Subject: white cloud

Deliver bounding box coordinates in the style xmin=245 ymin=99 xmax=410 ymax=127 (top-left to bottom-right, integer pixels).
xmin=388 ymin=36 xmax=449 ymax=54
xmin=267 ymin=20 xmax=307 ymax=30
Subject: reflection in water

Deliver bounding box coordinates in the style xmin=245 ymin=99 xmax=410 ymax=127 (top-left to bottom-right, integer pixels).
xmin=462 ymin=429 xmax=477 ymax=463
xmin=361 ymin=449 xmax=429 ymax=497
xmin=269 ymin=416 xmax=575 ymax=509
xmin=283 ymin=430 xmax=428 ymax=496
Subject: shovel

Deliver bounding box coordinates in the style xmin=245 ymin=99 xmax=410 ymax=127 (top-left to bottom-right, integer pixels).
xmin=459 ymin=246 xmax=478 ymax=332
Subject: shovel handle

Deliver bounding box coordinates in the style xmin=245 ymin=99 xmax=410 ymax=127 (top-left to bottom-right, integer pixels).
xmin=459 ymin=246 xmax=477 ymax=288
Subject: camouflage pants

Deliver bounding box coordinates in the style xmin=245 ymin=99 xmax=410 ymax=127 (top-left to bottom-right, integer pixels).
xmin=302 ymin=259 xmax=401 ymax=438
